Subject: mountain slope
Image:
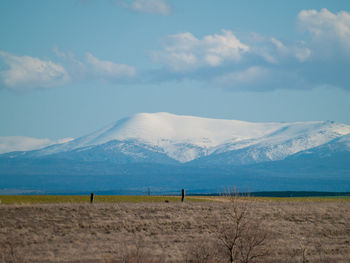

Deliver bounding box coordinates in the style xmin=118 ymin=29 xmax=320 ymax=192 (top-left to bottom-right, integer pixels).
xmin=191 ymin=121 xmax=350 ymax=165
xmin=287 ymin=133 xmax=350 ymax=160
xmin=47 ymin=139 xmax=178 ymax=164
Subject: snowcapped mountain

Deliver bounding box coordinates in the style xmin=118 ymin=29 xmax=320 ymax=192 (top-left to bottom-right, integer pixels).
xmin=3 ymin=112 xmax=350 ymax=165
xmin=2 ymin=113 xmax=350 ymax=193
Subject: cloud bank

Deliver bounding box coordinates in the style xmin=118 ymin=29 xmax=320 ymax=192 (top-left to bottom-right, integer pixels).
xmin=151 ymin=30 xmax=311 ymax=91
xmin=150 ymin=9 xmax=350 ymax=91
xmin=0 ymin=50 xmax=136 ymax=91
xmin=1 ymin=8 xmax=349 ymax=92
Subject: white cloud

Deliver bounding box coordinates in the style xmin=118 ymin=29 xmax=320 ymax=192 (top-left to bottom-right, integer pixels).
xmin=297 ymin=8 xmax=350 ymax=56
xmin=54 ymin=49 xmax=136 ymax=82
xmin=0 ymin=51 xmax=70 ymax=91
xmin=294 ymin=44 xmax=311 ymax=62
xmin=251 ymin=36 xmax=287 ymax=64
xmin=247 ymin=33 xmax=311 ymax=64
xmin=153 ymin=30 xmax=250 ymax=71
xmin=85 ymin=52 xmax=136 ymax=79
xmin=0 ymin=136 xmax=73 ymax=154
xmin=151 ymin=29 xmax=316 ymax=91
xmin=122 ymin=0 xmax=171 ymax=15
xmin=0 ymin=50 xmax=136 ymax=91
xmin=153 ymin=30 xmax=310 ymax=74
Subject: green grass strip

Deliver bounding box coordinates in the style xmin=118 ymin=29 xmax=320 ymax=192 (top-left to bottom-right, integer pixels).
xmin=0 ymin=195 xmax=208 ymax=204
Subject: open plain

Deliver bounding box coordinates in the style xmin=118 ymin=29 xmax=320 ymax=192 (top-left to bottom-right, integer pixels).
xmin=1 ymin=197 xmax=350 ymax=262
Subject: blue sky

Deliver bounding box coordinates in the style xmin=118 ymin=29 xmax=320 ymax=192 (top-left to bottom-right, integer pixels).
xmin=1 ymin=0 xmax=350 ymax=149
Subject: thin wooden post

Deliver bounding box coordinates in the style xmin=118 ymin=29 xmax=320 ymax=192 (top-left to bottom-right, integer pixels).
xmin=181 ymin=189 xmax=185 ymax=202
xmin=90 ymin=193 xmax=95 ymax=204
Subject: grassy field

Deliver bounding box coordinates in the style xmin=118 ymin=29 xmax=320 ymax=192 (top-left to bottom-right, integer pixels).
xmin=1 ymin=197 xmax=350 ymax=262
xmin=0 ymin=195 xmax=210 ymax=205
xmin=252 ymin=196 xmax=350 ymax=202
xmin=1 ymin=195 xmax=350 ymax=205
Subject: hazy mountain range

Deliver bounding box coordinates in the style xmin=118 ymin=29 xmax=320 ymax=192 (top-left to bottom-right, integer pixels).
xmin=1 ymin=113 xmax=350 ymax=193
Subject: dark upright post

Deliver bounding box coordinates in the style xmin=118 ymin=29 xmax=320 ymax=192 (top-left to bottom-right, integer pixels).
xmin=90 ymin=193 xmax=95 ymax=204
xmin=181 ymin=189 xmax=185 ymax=202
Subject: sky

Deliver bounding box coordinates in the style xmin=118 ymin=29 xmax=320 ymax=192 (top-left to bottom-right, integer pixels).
xmin=0 ymin=0 xmax=350 ymax=152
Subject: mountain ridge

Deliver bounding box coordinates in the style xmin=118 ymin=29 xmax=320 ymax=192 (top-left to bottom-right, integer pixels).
xmin=2 ymin=112 xmax=350 ymax=164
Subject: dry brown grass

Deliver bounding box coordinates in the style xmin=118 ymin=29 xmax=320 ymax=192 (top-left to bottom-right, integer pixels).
xmin=1 ymin=200 xmax=350 ymax=262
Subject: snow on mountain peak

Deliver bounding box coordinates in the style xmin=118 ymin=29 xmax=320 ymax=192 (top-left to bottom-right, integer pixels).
xmin=91 ymin=112 xmax=289 ymax=146
xmin=18 ymin=112 xmax=350 ymax=163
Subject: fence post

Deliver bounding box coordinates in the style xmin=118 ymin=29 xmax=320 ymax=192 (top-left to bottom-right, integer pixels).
xmin=181 ymin=189 xmax=185 ymax=202
xmin=90 ymin=193 xmax=95 ymax=204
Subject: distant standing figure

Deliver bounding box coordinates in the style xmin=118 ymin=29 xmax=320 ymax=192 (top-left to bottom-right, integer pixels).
xmin=90 ymin=193 xmax=95 ymax=204
xmin=181 ymin=189 xmax=185 ymax=202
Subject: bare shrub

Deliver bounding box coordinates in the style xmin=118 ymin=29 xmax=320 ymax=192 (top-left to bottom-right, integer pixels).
xmin=216 ymin=192 xmax=268 ymax=263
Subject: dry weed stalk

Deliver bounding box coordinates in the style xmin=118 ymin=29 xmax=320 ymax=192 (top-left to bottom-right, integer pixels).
xmin=185 ymin=240 xmax=218 ymax=263
xmin=286 ymin=237 xmax=335 ymax=263
xmin=112 ymin=239 xmax=164 ymax=263
xmin=217 ymin=191 xmax=268 ymax=263
xmin=0 ymin=240 xmax=25 ymax=263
